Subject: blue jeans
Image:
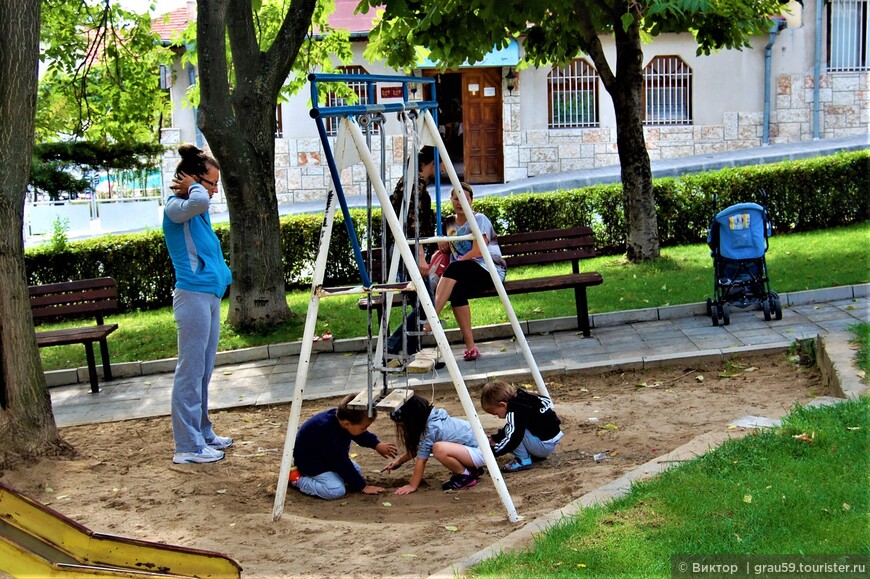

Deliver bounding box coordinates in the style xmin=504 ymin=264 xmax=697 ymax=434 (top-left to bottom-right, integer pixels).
xmin=296 ymin=462 xmax=362 ymax=500
xmin=511 ymin=431 xmax=564 ymax=462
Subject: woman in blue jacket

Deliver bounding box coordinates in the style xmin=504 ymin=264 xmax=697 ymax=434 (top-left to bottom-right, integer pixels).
xmin=163 ymin=144 xmax=233 ymax=464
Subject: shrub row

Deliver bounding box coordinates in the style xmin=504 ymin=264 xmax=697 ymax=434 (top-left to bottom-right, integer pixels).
xmin=25 ymin=150 xmax=868 ymax=312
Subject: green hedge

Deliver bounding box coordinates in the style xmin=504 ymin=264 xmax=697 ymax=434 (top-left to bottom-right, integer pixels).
xmin=25 ymin=150 xmax=869 ymax=312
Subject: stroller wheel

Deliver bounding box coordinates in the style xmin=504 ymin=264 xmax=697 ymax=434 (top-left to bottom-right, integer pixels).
xmin=711 ymin=304 xmax=720 ymax=326
xmin=773 ymin=297 xmax=783 ymax=320
xmin=721 ymin=303 xmax=731 ymax=326
xmin=762 ymin=299 xmax=772 ymax=321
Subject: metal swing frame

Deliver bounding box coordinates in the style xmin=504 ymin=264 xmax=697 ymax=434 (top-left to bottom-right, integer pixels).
xmin=271 ymin=73 xmax=548 ymax=524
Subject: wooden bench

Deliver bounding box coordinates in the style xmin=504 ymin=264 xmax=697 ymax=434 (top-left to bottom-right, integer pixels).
xmin=359 ymin=226 xmax=603 ymax=337
xmin=29 ymin=277 xmax=119 ymax=393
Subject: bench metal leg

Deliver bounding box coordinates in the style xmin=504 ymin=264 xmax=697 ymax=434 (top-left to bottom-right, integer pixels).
xmin=99 ymin=338 xmax=114 ymax=382
xmin=83 ymin=343 xmax=101 ymax=393
xmin=574 ymin=286 xmax=592 ymax=337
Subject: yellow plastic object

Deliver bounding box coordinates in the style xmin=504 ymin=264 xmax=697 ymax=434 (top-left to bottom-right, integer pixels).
xmin=0 ymin=481 xmax=241 ymax=578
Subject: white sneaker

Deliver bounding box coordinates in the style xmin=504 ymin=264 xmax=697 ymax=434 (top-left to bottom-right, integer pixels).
xmin=206 ymin=435 xmax=234 ymax=450
xmin=173 ymin=446 xmax=225 ymax=464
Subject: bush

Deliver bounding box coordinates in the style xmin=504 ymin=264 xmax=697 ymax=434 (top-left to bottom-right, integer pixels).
xmin=24 ymin=150 xmax=869 ymax=312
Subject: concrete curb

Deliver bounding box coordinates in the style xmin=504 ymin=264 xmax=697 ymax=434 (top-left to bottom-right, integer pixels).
xmin=43 ymin=284 xmax=870 ymax=388
xmin=428 ymin=333 xmax=868 ymax=579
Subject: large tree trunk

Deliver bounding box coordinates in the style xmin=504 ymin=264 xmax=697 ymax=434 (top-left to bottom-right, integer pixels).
xmin=194 ymin=0 xmax=317 ymax=330
xmin=576 ymin=5 xmax=660 ymax=262
xmin=194 ymin=1 xmax=290 ymax=330
xmin=609 ymin=18 xmax=660 ymax=261
xmin=0 ymin=0 xmax=69 ymax=467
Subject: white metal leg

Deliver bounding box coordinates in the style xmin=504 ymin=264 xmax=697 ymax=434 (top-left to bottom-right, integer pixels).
xmin=272 ymin=191 xmax=339 ymax=521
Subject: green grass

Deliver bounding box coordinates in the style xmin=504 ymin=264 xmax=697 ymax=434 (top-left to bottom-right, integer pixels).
xmin=37 ymin=222 xmax=869 ymax=371
xmin=469 ymin=397 xmax=870 ymax=578
xmin=852 ymin=322 xmax=870 ymax=376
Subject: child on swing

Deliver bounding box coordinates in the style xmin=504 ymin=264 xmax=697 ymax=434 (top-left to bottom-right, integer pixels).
xmin=291 ymin=394 xmax=397 ymax=500
xmin=381 ymin=394 xmax=485 ymax=494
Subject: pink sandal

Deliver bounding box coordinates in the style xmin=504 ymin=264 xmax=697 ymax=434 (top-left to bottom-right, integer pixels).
xmin=463 ymin=347 xmax=479 ymax=361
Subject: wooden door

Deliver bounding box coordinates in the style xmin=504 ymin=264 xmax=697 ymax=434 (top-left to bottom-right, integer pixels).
xmin=461 ymin=68 xmax=503 ymax=184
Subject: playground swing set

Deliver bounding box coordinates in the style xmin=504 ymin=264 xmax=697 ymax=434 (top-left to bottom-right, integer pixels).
xmin=271 ymin=72 xmax=553 ymax=524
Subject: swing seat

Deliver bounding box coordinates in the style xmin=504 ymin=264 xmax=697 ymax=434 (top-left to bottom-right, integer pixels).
xmin=347 ymin=387 xmax=414 ymax=411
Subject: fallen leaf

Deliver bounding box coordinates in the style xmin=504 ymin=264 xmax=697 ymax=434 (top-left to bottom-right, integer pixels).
xmin=842 ymin=503 xmax=851 ymax=511
xmin=718 ymin=372 xmax=740 ymax=378
xmin=444 ymin=525 xmax=459 ymax=532
xmin=793 ymin=432 xmax=814 ymax=443
xmin=216 ymin=489 xmax=227 ymax=494
xmin=382 ymin=502 xmax=392 ymax=507
xmin=577 ymin=563 xmax=587 ymax=568
xmin=600 ymin=423 xmax=619 ymax=431
xmin=744 ymin=367 xmax=758 ymax=372
xmin=743 ymin=494 xmax=752 ymax=504
xmin=499 ymin=347 xmax=507 ymax=352
xmin=401 ymin=554 xmax=417 ymax=558
xmin=45 ymin=487 xmax=54 ymax=493
xmin=350 ymin=453 xmax=358 ymax=458
xmin=695 ymin=375 xmax=705 ymax=382
xmin=223 ymin=371 xmax=233 ymax=375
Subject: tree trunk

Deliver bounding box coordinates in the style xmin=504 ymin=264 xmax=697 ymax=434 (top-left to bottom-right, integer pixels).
xmin=215 ymin=118 xmax=290 ymax=330
xmin=194 ymin=0 xmax=295 ymax=330
xmin=0 ymin=0 xmax=69 ymax=467
xmin=580 ymin=7 xmax=660 ymax=262
xmin=610 ymin=20 xmax=660 ymax=261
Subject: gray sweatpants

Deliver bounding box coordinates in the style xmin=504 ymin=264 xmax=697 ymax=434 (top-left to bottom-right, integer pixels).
xmin=171 ymin=288 xmax=221 ymax=453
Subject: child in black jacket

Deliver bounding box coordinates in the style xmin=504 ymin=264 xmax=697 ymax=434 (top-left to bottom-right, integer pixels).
xmin=480 ymin=380 xmax=564 ymax=472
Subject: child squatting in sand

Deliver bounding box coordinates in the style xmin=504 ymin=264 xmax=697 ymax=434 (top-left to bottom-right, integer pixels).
xmin=381 ymin=394 xmax=486 ymax=493
xmin=480 ymin=380 xmax=564 ymax=472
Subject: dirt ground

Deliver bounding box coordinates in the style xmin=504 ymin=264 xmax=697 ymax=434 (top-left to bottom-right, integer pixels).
xmin=1 ymin=353 xmax=828 ymax=578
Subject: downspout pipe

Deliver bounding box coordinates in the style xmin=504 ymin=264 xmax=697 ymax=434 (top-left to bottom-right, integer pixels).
xmin=814 ymin=0 xmax=822 ymax=139
xmin=763 ymin=18 xmax=786 ymax=145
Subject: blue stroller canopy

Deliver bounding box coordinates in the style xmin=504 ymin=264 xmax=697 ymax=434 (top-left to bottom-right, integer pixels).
xmin=708 ymin=202 xmax=770 ymax=260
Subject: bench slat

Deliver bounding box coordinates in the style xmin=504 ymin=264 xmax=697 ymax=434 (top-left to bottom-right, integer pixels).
xmin=35 ymin=325 xmax=119 ymax=347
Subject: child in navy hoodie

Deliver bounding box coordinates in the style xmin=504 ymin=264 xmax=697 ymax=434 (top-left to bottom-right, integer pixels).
xmin=480 ymin=380 xmax=564 ymax=472
xmin=292 ymin=394 xmax=397 ymax=500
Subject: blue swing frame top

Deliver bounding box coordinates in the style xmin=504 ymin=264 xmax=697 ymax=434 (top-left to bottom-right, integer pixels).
xmin=308 ymin=72 xmax=443 ymax=289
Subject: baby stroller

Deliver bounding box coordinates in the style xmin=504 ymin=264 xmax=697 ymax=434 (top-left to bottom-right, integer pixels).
xmin=705 ymin=195 xmax=782 ymax=326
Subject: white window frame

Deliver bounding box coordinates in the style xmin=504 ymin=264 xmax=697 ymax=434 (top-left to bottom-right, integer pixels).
xmin=547 ymin=59 xmax=599 ymax=129
xmin=828 ymin=0 xmax=869 ymax=71
xmin=326 ymin=65 xmax=377 ymax=136
xmin=643 ymin=55 xmax=693 ymax=126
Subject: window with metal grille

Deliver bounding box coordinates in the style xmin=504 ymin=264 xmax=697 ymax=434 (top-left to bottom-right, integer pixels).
xmin=547 ymin=59 xmax=599 ymax=128
xmin=325 ymin=65 xmax=377 ymax=136
xmin=828 ymin=0 xmax=869 ymax=71
xmin=643 ymin=56 xmax=693 ymax=125
xmin=275 ymin=104 xmax=283 ymax=138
